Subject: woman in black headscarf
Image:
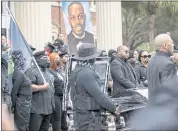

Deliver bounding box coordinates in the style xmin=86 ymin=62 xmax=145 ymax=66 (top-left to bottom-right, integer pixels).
xmin=11 ymin=50 xmax=32 ymax=131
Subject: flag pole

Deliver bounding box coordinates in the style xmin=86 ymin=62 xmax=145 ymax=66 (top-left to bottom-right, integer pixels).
xmin=6 ymin=7 xmax=46 ymax=83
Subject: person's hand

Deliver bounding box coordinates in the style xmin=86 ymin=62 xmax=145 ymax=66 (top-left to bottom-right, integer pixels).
xmin=43 ymin=83 xmax=49 ymax=90
xmin=2 ymin=104 xmax=16 ymax=130
xmin=2 ymin=103 xmax=8 ymax=109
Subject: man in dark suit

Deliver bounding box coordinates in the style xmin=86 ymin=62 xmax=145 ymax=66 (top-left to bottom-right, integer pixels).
xmin=67 ymin=2 xmax=94 ymax=56
xmin=147 ymin=33 xmax=178 ymax=102
xmin=110 ymin=45 xmax=138 ymax=96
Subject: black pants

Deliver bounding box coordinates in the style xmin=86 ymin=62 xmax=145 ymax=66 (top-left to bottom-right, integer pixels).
xmin=29 ymin=113 xmax=51 ymax=131
xmin=14 ymin=100 xmax=31 ymax=131
xmin=61 ymin=111 xmax=68 ymax=131
xmin=52 ymin=95 xmax=62 ymax=131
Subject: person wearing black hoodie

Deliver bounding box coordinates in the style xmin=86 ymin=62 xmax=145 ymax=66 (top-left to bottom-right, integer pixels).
xmin=11 ymin=51 xmax=32 ymax=131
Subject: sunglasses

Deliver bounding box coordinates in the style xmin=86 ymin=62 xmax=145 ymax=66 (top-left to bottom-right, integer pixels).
xmin=141 ymin=55 xmax=151 ymax=58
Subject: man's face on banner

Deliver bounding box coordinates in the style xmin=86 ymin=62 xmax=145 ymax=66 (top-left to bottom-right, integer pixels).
xmin=68 ymin=3 xmax=86 ymax=37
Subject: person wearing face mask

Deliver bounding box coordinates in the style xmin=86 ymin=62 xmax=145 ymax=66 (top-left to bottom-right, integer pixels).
xmin=25 ymin=51 xmax=55 ymax=131
xmin=59 ymin=51 xmax=69 ymax=72
xmin=147 ymin=34 xmax=177 ymax=102
xmin=69 ymin=43 xmax=120 ymax=130
xmin=48 ymin=53 xmax=64 ymax=131
xmin=11 ymin=51 xmax=32 ymax=131
xmin=58 ymin=51 xmax=69 ymax=131
xmin=135 ymin=50 xmax=151 ymax=87
xmin=44 ymin=42 xmax=55 ymax=56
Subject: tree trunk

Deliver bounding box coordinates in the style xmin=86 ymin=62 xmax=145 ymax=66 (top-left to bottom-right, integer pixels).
xmin=148 ymin=14 xmax=156 ymax=49
xmin=148 ymin=1 xmax=158 ymax=50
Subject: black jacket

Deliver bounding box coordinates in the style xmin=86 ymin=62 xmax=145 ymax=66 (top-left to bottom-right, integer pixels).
xmin=49 ymin=69 xmax=64 ymax=97
xmin=110 ymin=57 xmax=138 ymax=94
xmin=70 ymin=65 xmax=116 ymax=114
xmin=11 ymin=70 xmax=32 ymax=131
xmin=1 ymin=61 xmax=12 ymax=110
xmin=135 ymin=62 xmax=147 ymax=87
xmin=25 ymin=67 xmax=55 ymax=115
xmin=11 ymin=70 xmax=32 ymax=108
xmin=147 ymin=51 xmax=177 ymax=101
xmin=67 ymin=31 xmax=94 ymax=55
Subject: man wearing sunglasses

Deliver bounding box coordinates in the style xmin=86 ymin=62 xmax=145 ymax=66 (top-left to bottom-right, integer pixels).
xmin=135 ymin=50 xmax=151 ymax=87
xmin=110 ymin=45 xmax=139 ymax=96
xmin=67 ymin=2 xmax=94 ymax=56
xmin=147 ymin=33 xmax=178 ymax=102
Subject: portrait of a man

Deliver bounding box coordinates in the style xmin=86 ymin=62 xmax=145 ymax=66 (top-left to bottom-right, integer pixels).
xmin=62 ymin=2 xmax=94 ymax=55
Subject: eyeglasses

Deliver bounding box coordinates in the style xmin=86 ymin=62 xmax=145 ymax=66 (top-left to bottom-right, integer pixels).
xmin=141 ymin=55 xmax=151 ymax=58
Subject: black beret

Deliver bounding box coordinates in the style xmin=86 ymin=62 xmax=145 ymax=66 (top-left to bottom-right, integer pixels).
xmin=108 ymin=49 xmax=116 ymax=58
xmin=54 ymin=38 xmax=64 ymax=46
xmin=33 ymin=51 xmax=45 ymax=59
xmin=46 ymin=42 xmax=55 ymax=51
xmin=53 ymin=39 xmax=64 ymax=50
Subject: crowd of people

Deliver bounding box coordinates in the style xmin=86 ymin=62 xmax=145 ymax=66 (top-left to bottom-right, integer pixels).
xmin=1 ymin=32 xmax=178 ymax=130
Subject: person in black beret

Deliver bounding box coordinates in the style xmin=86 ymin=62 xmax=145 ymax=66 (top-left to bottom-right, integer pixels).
xmin=108 ymin=49 xmax=117 ymax=63
xmin=58 ymin=50 xmax=69 ymax=75
xmin=44 ymin=42 xmax=55 ymax=56
xmin=25 ymin=50 xmax=55 ymax=131
xmin=53 ymin=38 xmax=64 ymax=51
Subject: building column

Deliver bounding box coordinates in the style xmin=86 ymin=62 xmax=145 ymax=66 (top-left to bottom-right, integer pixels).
xmin=96 ymin=2 xmax=122 ymax=52
xmin=13 ymin=2 xmax=52 ymax=51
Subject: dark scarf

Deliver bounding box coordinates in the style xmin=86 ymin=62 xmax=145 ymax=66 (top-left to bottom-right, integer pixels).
xmin=12 ymin=51 xmax=26 ymax=73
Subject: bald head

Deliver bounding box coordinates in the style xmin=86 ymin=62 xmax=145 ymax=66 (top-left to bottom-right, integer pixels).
xmin=154 ymin=34 xmax=174 ymax=55
xmin=154 ymin=34 xmax=171 ymax=47
xmin=117 ymin=45 xmax=129 ymax=59
xmin=117 ymin=45 xmax=128 ymax=52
